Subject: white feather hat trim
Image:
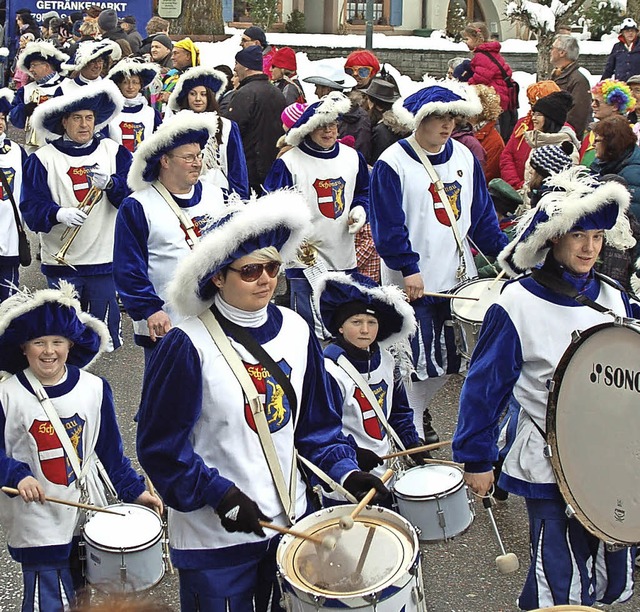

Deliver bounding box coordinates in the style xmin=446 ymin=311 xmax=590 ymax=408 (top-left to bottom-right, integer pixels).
xmin=17 ymin=40 xmax=69 ymax=74
xmin=167 ymin=65 xmax=229 ymax=111
xmin=285 ymin=91 xmax=352 ymax=147
xmin=62 ymin=39 xmax=121 ymax=72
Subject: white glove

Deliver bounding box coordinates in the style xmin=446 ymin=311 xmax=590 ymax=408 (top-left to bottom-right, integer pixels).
xmin=348 ymin=205 xmax=366 ymax=234
xmin=56 ymin=207 xmax=88 ymax=228
xmin=90 ymin=170 xmax=112 ymax=190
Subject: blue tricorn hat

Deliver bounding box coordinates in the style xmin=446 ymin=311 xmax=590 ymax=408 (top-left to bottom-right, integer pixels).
xmin=127 ymin=110 xmax=219 ymax=192
xmin=17 ymin=40 xmax=69 ymax=73
xmin=62 ymin=39 xmax=121 ymax=73
xmin=0 ymin=88 xmax=14 ymax=115
xmin=393 ymin=78 xmax=482 ymax=131
xmin=497 ymin=167 xmax=635 ymax=277
xmin=0 ymin=281 xmax=110 ymax=374
xmin=315 ymin=271 xmax=416 ymax=348
xmin=107 ymin=57 xmax=160 ymax=90
xmin=168 ymin=65 xmax=229 ymax=111
xmin=167 ymin=190 xmax=312 ymax=317
xmin=31 ymin=79 xmax=123 ymax=141
xmin=285 ymin=91 xmax=352 ymax=147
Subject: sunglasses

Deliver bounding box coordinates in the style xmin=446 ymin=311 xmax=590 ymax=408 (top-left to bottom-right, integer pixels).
xmin=227 ymin=261 xmax=281 ymax=282
xmin=345 ymin=65 xmax=373 ymax=79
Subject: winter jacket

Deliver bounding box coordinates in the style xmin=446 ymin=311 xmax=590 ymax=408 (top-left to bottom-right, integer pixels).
xmin=339 ymin=102 xmax=372 ymax=162
xmin=368 ymin=109 xmax=410 ymax=165
xmin=126 ymin=30 xmax=143 ymax=54
xmin=469 ymin=41 xmax=514 ymax=110
xmin=452 ymin=123 xmax=486 ymax=167
xmin=475 ymin=120 xmax=504 ymax=183
xmin=592 ymin=145 xmax=640 ymax=220
xmin=551 ymin=62 xmax=592 ymax=139
xmin=273 ymin=76 xmax=304 ymax=106
xmin=224 ymin=73 xmax=286 ymax=194
xmin=499 ymin=117 xmax=533 ymax=189
xmin=602 ymin=35 xmax=640 ymax=82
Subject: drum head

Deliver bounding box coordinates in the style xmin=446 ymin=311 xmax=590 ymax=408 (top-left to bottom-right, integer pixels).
xmin=394 ymin=464 xmax=463 ymax=499
xmin=547 ymin=323 xmax=640 ymax=546
xmin=450 ymin=278 xmax=505 ymax=322
xmin=83 ymin=504 xmax=162 ymax=551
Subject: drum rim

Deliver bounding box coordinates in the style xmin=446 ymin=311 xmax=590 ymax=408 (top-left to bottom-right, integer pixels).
xmin=83 ymin=503 xmax=164 ymax=552
xmin=547 ymin=321 xmax=640 ymax=546
xmin=86 ymin=566 xmax=166 ymax=594
xmin=393 ymin=464 xmax=464 ymax=500
xmin=450 ymin=277 xmax=506 ymax=318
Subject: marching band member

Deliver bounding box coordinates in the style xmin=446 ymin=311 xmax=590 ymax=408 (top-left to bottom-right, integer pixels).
xmin=453 ymin=168 xmax=639 ymax=610
xmin=167 ymin=65 xmax=249 ymax=199
xmin=106 ymin=58 xmax=162 ymax=154
xmin=369 ymin=79 xmax=508 ymax=443
xmin=114 ymin=111 xmax=226 ymax=364
xmin=263 ymin=92 xmax=370 ymax=337
xmin=0 ymin=283 xmax=161 ymax=612
xmin=8 ymin=41 xmax=68 ymax=154
xmin=58 ymin=39 xmax=121 ymax=95
xmin=0 ymin=88 xmax=27 ymax=303
xmin=20 ymin=80 xmax=132 ymax=351
xmin=316 ymin=272 xmax=428 ymax=485
xmin=136 ymin=192 xmax=389 ymax=610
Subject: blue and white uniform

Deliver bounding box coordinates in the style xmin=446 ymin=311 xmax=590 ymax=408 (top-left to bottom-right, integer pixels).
xmin=453 ymin=267 xmax=639 ymax=609
xmin=0 ymin=139 xmax=27 ymax=302
xmin=108 ymin=95 xmax=161 ymax=154
xmin=58 ymin=74 xmax=101 ymax=96
xmin=20 ymin=136 xmax=132 ymax=349
xmin=114 ymin=181 xmax=226 ymax=348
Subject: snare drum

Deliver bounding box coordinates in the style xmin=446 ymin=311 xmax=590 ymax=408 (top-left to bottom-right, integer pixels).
xmin=547 ymin=322 xmax=640 ymax=546
xmin=82 ymin=503 xmax=165 ymax=592
xmin=277 ymin=505 xmax=425 ymax=611
xmin=393 ymin=464 xmax=474 ymax=542
xmin=450 ymin=277 xmax=505 ymax=358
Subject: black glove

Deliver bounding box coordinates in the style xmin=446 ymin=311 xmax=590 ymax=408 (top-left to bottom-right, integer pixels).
xmin=343 ymin=471 xmax=390 ymax=504
xmin=355 ymin=446 xmax=383 ymax=472
xmin=407 ymin=441 xmax=432 ymax=466
xmin=215 ymin=485 xmax=271 ymax=537
xmin=23 ymin=101 xmax=37 ymax=117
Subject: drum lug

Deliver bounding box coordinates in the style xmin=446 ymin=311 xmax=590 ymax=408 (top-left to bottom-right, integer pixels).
xmin=363 ymin=592 xmax=380 ymax=605
xmin=412 ymin=585 xmax=425 ymax=604
xmin=545 ymin=378 xmax=555 ymax=392
xmin=311 ymin=594 xmax=326 ymax=609
xmin=570 ymin=329 xmax=582 ymax=343
xmin=437 ymin=508 xmax=446 ymax=530
xmin=120 ymin=555 xmax=127 ymax=585
xmin=78 ymin=539 xmax=86 ymax=562
xmin=606 ymin=541 xmax=625 ymax=552
xmin=543 ymin=445 xmax=552 ymax=459
xmin=565 ymin=504 xmax=576 ymax=519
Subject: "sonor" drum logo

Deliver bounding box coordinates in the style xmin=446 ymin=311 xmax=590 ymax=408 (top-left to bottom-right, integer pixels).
xmin=590 ymin=363 xmax=640 ymax=391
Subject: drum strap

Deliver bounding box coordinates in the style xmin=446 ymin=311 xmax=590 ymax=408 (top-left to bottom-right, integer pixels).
xmin=336 ymin=355 xmax=406 ymax=453
xmin=152 ymin=181 xmax=200 ymax=249
xmin=198 ymin=307 xmax=297 ymax=525
xmin=406 ymin=135 xmax=468 ymax=280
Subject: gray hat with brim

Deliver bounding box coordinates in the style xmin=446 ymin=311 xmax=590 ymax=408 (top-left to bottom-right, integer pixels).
xmin=303 ymin=62 xmax=357 ymax=90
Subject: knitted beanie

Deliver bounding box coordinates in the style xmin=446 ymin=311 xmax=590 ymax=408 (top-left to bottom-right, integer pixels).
xmin=532 ymin=91 xmax=574 ymax=127
xmin=97 ymin=9 xmax=118 ymax=32
xmin=235 ymin=46 xmax=263 ymax=71
xmin=529 ymin=141 xmax=574 ymax=178
xmin=281 ymin=102 xmax=307 ymax=129
xmin=272 ymin=46 xmax=296 ymax=71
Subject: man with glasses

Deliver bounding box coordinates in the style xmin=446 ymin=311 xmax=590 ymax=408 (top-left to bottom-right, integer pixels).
xmin=58 ymin=39 xmax=121 ymax=95
xmin=240 ymin=25 xmax=277 ymax=78
xmin=114 ymin=112 xmax=226 ymax=365
xmin=344 ymin=49 xmax=380 ymax=91
xmin=550 ymin=34 xmax=591 ymax=139
xmin=20 ymin=80 xmax=132 ymax=351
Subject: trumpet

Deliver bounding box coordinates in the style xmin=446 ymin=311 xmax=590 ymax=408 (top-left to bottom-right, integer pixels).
xmin=52 ymin=186 xmax=103 ymax=269
xmin=25 ymin=88 xmax=42 ymax=147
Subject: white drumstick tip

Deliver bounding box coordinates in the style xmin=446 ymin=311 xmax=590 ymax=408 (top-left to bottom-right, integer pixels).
xmin=339 ymin=516 xmax=354 ymax=530
xmin=321 ymin=535 xmax=337 ymax=551
xmin=496 ymin=552 xmax=519 ymax=574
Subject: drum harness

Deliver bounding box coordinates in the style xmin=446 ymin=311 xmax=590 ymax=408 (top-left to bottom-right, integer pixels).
xmin=152 ymin=181 xmax=201 ymax=249
xmin=406 ymin=135 xmax=469 ymax=282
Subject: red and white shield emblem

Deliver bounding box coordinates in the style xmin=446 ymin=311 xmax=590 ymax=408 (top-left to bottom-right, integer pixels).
xmin=29 ymin=415 xmax=85 ymax=486
xmin=313 ymin=177 xmax=347 ymax=219
xmin=428 ymin=181 xmax=462 ymax=226
xmin=119 ymin=120 xmax=146 ymax=153
xmin=352 ymin=381 xmax=388 ymax=440
xmin=67 ymin=166 xmax=92 ymax=203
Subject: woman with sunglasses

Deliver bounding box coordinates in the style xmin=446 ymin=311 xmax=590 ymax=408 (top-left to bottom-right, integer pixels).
xmin=167 ymin=65 xmax=249 ymax=200
xmin=136 ymin=191 xmax=389 ymax=611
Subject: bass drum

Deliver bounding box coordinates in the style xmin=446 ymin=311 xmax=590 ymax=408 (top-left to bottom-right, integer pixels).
xmin=547 ymin=322 xmax=640 ymax=546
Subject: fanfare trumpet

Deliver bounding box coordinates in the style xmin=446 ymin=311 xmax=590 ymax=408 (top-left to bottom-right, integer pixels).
xmin=25 ymin=88 xmax=42 ymax=147
xmin=51 ymin=186 xmax=103 ymax=269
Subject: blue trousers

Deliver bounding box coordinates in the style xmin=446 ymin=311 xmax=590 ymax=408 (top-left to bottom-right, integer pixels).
xmin=47 ymin=273 xmax=121 ymax=350
xmin=178 ymin=537 xmax=284 ymax=612
xmin=519 ymin=498 xmax=636 ymax=610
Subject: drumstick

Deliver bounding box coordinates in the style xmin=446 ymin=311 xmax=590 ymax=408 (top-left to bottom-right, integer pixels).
xmin=1 ymin=486 xmax=126 ymax=516
xmin=489 ymin=269 xmax=507 ymax=290
xmin=422 ymin=458 xmax=464 ymax=467
xmin=339 ymin=468 xmax=394 ymax=530
xmin=258 ymin=520 xmax=336 ymax=550
xmin=424 ymin=291 xmax=479 ymax=301
xmin=380 ymin=440 xmax=451 ymax=460
xmin=353 ymin=525 xmax=376 ymax=576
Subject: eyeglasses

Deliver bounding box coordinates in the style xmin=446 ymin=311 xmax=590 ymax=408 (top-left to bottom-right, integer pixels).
xmin=168 ymin=152 xmax=204 ymax=164
xmin=227 ymin=261 xmax=281 ymax=282
xmin=345 ymin=65 xmax=373 ymax=79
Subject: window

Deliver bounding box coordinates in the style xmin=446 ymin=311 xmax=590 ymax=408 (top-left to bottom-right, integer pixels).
xmin=347 ymin=1 xmax=383 ymax=23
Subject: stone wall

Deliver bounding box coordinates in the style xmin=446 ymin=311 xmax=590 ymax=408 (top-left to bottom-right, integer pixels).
xmin=296 ymin=45 xmax=608 ymax=80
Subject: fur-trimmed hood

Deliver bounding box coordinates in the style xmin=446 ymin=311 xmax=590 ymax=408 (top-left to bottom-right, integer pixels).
xmin=381 ymin=109 xmax=411 ymax=136
xmin=497 ymin=167 xmax=635 ymax=277
xmin=127 ymin=110 xmax=219 ymax=192
xmin=0 ymin=281 xmax=110 ymax=374
xmin=168 ymin=65 xmax=229 ymax=111
xmin=18 ymin=40 xmax=68 ymax=73
xmin=31 ymin=79 xmax=123 ymax=142
xmin=167 ymin=190 xmax=312 ymax=317
xmin=285 ymin=91 xmax=352 ymax=147
xmin=393 ymin=78 xmax=482 ymax=132
xmin=314 ymin=271 xmax=416 ymax=348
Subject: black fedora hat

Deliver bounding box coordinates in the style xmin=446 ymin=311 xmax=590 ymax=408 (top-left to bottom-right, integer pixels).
xmin=363 ymin=78 xmax=399 ymax=104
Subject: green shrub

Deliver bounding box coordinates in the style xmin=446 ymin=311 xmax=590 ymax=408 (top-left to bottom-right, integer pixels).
xmin=286 ymin=9 xmax=305 ymax=33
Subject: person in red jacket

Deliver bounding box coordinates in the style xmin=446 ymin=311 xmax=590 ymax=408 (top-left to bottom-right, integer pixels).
xmin=470 ymin=84 xmax=504 ymax=182
xmin=463 ymin=22 xmax=517 ymax=140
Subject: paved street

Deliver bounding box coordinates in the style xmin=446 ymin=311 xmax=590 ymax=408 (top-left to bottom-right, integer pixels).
xmin=0 ymin=256 xmax=637 ymax=611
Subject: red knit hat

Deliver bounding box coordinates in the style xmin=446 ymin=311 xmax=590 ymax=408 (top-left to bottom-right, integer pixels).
xmin=344 ymin=50 xmax=380 ymax=74
xmin=272 ymin=47 xmax=296 ymax=71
